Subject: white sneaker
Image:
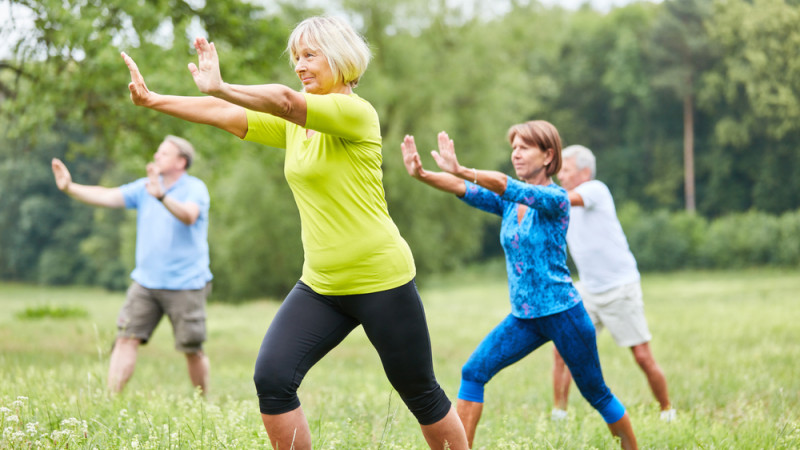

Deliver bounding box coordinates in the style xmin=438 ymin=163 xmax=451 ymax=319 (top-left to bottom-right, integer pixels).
xmin=551 ymin=408 xmax=568 ymax=421
xmin=660 ymin=408 xmax=676 ymax=422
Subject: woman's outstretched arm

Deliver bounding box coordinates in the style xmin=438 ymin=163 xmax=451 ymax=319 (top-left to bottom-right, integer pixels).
xmin=122 ymin=51 xmax=248 ymax=138
xmin=429 ymin=131 xmax=508 ymax=195
xmin=187 ymin=38 xmax=307 ymax=127
xmin=401 ymin=135 xmax=466 ymax=197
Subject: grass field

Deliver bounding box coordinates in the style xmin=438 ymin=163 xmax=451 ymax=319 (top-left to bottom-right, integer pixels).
xmin=1 ymin=267 xmax=798 ymax=449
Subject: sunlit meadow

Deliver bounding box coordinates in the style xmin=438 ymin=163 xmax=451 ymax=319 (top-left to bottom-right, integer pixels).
xmin=1 ymin=266 xmax=799 ymax=448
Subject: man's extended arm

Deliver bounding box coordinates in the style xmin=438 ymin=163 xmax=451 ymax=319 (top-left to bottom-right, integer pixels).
xmin=52 ymin=158 xmax=126 ymax=208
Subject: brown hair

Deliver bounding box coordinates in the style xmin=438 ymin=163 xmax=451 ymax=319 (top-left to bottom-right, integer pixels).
xmin=506 ymin=120 xmax=562 ymax=177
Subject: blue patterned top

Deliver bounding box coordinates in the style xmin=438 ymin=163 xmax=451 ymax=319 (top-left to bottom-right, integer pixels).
xmin=460 ymin=177 xmax=581 ymax=318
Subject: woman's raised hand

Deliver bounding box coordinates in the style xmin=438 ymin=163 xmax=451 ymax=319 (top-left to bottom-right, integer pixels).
xmin=122 ymin=52 xmax=154 ymax=107
xmin=430 ymin=131 xmax=461 ymax=175
xmin=188 ymin=37 xmax=224 ymax=95
xmin=401 ymin=135 xmax=427 ymax=179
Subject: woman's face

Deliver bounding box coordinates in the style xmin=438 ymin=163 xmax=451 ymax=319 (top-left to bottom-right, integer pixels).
xmin=510 ymin=134 xmax=552 ymax=183
xmin=294 ymin=42 xmax=346 ymax=95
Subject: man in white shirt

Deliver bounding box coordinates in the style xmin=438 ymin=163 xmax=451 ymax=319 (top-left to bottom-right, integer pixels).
xmin=552 ymin=145 xmax=675 ymax=422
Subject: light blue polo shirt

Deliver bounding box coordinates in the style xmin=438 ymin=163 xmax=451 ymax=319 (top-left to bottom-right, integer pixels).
xmin=119 ymin=173 xmax=212 ymax=290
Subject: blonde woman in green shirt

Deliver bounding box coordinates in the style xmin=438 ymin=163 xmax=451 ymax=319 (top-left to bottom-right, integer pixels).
xmin=122 ymin=15 xmax=468 ymax=450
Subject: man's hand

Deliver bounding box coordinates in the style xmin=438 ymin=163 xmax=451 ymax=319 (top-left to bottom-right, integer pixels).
xmin=51 ymin=158 xmax=72 ymax=192
xmin=145 ymin=163 xmax=165 ymax=199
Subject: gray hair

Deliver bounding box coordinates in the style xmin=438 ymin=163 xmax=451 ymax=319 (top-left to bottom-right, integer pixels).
xmin=287 ymin=16 xmax=372 ymax=89
xmin=164 ymin=135 xmax=195 ymax=170
xmin=561 ymin=145 xmax=596 ymax=179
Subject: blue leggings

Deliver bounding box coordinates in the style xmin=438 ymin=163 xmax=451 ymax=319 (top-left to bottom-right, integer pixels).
xmin=253 ymin=279 xmax=452 ymax=425
xmin=458 ymin=302 xmax=626 ymax=423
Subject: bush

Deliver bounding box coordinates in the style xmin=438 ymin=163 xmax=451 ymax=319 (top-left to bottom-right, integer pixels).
xmin=697 ymin=210 xmax=782 ymax=269
xmin=618 ymin=205 xmax=800 ymax=272
xmin=618 ymin=204 xmax=705 ymax=271
xmin=776 ymin=210 xmax=800 ymax=266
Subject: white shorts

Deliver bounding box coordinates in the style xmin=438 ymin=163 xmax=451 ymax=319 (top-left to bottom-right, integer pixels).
xmin=576 ymin=281 xmax=651 ymax=347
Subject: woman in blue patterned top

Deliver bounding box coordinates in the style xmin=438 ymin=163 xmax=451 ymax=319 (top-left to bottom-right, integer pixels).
xmin=401 ymin=122 xmax=638 ymax=449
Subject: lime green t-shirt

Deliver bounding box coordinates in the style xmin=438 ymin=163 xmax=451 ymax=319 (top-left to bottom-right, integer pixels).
xmin=243 ymin=93 xmax=415 ymax=295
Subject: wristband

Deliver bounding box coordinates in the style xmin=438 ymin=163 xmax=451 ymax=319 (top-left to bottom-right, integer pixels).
xmin=472 ymin=168 xmax=478 ymax=184
xmin=157 ymin=193 xmax=166 ymax=202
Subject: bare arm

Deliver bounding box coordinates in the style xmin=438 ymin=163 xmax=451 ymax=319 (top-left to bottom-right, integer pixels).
xmin=187 ymin=38 xmax=308 ymax=128
xmin=122 ymin=52 xmax=248 ymax=138
xmin=401 ymin=135 xmax=466 ymax=196
xmin=567 ymin=190 xmax=584 ymax=206
xmin=145 ymin=163 xmax=200 ymax=225
xmin=430 ymin=131 xmax=508 ymax=195
xmin=52 ymin=158 xmax=125 ymax=208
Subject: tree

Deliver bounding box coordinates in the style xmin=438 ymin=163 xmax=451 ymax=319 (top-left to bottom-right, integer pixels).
xmin=700 ymin=0 xmax=800 ymax=214
xmin=648 ymin=0 xmax=718 ymax=212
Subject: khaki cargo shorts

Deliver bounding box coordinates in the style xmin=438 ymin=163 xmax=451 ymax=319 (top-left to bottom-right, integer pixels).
xmin=117 ymin=281 xmax=212 ymax=353
xmin=576 ymin=281 xmax=652 ymax=347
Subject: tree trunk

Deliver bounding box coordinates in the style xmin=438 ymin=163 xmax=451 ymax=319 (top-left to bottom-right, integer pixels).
xmin=683 ymin=93 xmax=696 ymax=213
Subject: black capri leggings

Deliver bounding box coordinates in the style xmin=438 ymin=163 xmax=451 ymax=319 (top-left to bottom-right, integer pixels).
xmin=253 ymin=279 xmax=452 ymax=425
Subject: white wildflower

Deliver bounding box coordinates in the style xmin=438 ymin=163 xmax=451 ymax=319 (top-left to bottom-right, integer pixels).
xmin=61 ymin=417 xmax=80 ymax=427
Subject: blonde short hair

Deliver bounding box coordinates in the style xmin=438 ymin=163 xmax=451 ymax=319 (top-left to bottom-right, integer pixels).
xmin=287 ymin=16 xmax=372 ymax=88
xmin=164 ymin=135 xmax=195 ymax=170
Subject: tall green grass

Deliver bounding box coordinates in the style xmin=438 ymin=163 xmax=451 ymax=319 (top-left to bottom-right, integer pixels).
xmin=1 ymin=269 xmax=798 ymax=448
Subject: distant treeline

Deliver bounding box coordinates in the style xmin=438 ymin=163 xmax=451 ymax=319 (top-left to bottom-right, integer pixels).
xmin=1 ymin=0 xmax=799 ymax=300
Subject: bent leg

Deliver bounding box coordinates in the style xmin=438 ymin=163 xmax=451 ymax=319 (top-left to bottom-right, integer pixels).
xmin=111 ymin=282 xmax=162 ymax=393
xmin=185 ymin=350 xmax=209 ymax=395
xmin=108 ymin=337 xmax=140 ymax=393
xmin=261 ymin=406 xmax=312 ymax=450
xmin=630 ymin=343 xmax=671 ymax=410
xmin=352 ymin=280 xmax=467 ymax=449
xmin=456 ymin=399 xmax=483 ymax=448
xmin=552 ymin=346 xmax=572 ymax=411
xmin=457 ymin=314 xmax=547 ymax=447
xmin=607 ymin=412 xmax=638 ymax=450
xmin=548 ymin=303 xmax=637 ymax=448
xmin=253 ymin=282 xmax=357 ymax=449
xmin=163 ymin=283 xmax=211 ymax=394
xmin=420 ymin=406 xmax=468 ymax=450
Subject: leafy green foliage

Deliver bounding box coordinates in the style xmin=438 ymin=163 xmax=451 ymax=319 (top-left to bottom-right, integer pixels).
xmin=618 ymin=204 xmax=800 ymax=271
xmin=3 ymin=0 xmax=800 ymax=300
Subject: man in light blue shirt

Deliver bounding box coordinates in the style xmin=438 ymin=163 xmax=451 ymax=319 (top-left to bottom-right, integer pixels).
xmin=52 ymin=135 xmax=213 ymax=394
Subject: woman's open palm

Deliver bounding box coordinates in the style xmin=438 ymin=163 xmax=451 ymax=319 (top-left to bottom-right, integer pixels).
xmin=430 ymin=131 xmax=460 ymax=174
xmin=188 ymin=37 xmax=223 ymax=94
